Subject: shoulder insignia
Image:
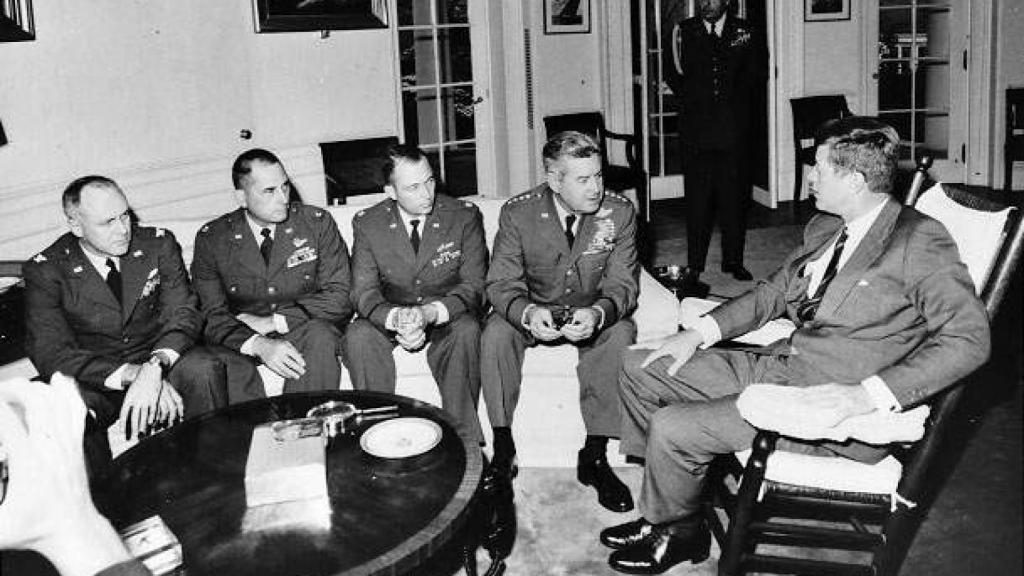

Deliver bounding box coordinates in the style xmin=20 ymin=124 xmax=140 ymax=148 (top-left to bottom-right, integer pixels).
xmin=132 ymin=249 xmax=144 ymax=258
xmin=32 ymin=253 xmax=46 ymax=263
xmin=155 ymin=228 xmax=166 ymax=237
xmin=314 ymin=210 xmax=323 ymax=218
xmin=356 ymin=210 xmax=366 ymax=218
xmin=200 ymin=225 xmax=210 ymax=233
xmin=72 ymin=265 xmax=83 ymax=274
xmin=463 ymin=201 xmax=474 ymax=208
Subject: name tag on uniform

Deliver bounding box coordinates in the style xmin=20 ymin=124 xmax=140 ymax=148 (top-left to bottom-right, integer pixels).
xmin=287 ymin=246 xmax=317 ymax=268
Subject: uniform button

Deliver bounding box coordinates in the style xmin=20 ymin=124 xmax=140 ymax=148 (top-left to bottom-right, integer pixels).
xmin=416 ymin=296 xmax=424 ymax=302
xmin=564 ymin=288 xmax=572 ymax=294
xmin=566 ymin=270 xmax=574 ymax=276
xmin=415 ymin=279 xmax=422 ymax=285
xmin=270 ymin=303 xmax=277 ymax=311
xmin=229 ymin=285 xmax=237 ymax=293
xmin=122 ymin=336 xmax=130 ymax=344
xmin=268 ymin=286 xmax=276 ymax=294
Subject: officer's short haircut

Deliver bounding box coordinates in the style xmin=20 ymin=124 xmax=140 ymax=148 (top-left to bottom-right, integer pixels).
xmin=232 ymin=148 xmax=282 ymax=190
xmin=542 ymin=131 xmax=602 ymax=175
xmin=62 ymin=175 xmax=120 ymax=216
xmin=381 ymin=143 xmax=431 ymax=186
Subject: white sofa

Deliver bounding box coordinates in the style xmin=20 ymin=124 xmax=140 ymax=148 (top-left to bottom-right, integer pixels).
xmin=1 ymin=194 xmax=680 ymax=466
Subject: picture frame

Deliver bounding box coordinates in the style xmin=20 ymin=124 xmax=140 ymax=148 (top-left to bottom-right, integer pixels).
xmin=544 ymin=0 xmax=591 ymax=35
xmin=0 ymin=0 xmax=34 ymax=42
xmin=252 ymin=0 xmax=388 ymax=34
xmin=804 ymin=0 xmax=850 ymax=22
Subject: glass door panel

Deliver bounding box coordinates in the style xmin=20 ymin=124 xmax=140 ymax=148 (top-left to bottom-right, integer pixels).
xmin=395 ymin=0 xmax=479 ymax=197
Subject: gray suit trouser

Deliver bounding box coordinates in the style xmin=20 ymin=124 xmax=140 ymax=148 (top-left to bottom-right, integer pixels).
xmin=343 ymin=315 xmax=483 ymax=443
xmin=619 ymin=347 xmax=834 ymax=524
xmin=480 ymin=313 xmax=636 ymax=439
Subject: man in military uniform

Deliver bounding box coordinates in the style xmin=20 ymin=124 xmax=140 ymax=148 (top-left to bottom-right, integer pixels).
xmin=24 ymin=176 xmax=232 ymax=477
xmin=191 ymin=149 xmax=352 ymax=400
xmin=344 ymin=144 xmax=487 ymax=443
xmin=482 ymin=131 xmax=640 ymax=512
xmin=666 ymin=0 xmax=767 ymax=290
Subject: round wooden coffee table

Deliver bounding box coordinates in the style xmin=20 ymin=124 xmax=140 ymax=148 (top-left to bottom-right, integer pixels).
xmin=94 ymin=391 xmax=483 ymax=576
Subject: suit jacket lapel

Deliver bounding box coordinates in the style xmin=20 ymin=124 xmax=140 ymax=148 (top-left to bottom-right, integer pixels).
xmin=539 ymin=191 xmax=571 ymax=259
xmin=230 ymin=211 xmax=267 ymax=277
xmin=120 ymin=243 xmax=154 ymax=320
xmin=66 ymin=242 xmax=120 ymax=313
xmin=267 ymin=223 xmax=295 ymax=277
xmin=415 ymin=209 xmax=450 ymax=272
xmin=817 ymin=199 xmax=901 ymax=318
xmin=387 ymin=200 xmax=418 ymax=268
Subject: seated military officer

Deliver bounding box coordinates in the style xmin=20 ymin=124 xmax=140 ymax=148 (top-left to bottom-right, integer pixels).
xmin=481 ymin=131 xmax=641 ymax=513
xmin=343 ymin=144 xmax=487 ymax=443
xmin=191 ymin=149 xmax=353 ymax=400
xmin=23 ymin=176 xmax=234 ymax=477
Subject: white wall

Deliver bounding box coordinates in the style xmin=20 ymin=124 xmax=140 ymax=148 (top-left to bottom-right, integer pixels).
xmin=0 ymin=0 xmax=397 ymax=258
xmin=802 ymin=14 xmax=864 ymax=112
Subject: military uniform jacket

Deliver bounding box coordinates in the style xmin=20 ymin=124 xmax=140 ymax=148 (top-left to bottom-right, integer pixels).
xmin=24 ymin=227 xmax=201 ymax=388
xmin=191 ymin=204 xmax=352 ymax=351
xmin=486 ymin=185 xmax=640 ymax=330
xmin=667 ymin=15 xmax=766 ymax=150
xmin=350 ymin=194 xmax=487 ymax=328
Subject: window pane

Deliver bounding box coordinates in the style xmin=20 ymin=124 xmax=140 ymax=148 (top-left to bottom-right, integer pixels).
xmin=437 ymin=0 xmax=468 ymax=25
xmin=399 ymin=30 xmax=437 ymax=87
xmin=441 ymin=143 xmax=477 ymax=197
xmin=441 ymin=86 xmax=476 ymax=142
xmin=403 ymin=89 xmax=441 ymax=147
xmin=439 ymin=28 xmax=473 ymax=84
xmin=397 ymin=0 xmax=432 ymax=27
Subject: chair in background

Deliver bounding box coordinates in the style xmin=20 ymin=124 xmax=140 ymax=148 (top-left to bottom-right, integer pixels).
xmin=790 ymin=95 xmax=853 ymax=214
xmin=1005 ymin=87 xmax=1024 ymax=192
xmin=708 ymin=155 xmax=1024 ymax=576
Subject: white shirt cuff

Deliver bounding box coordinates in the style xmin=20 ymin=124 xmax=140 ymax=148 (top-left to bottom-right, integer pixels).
xmin=591 ymin=305 xmax=606 ymax=330
xmin=240 ymin=335 xmax=259 ymax=356
xmin=521 ymin=304 xmax=537 ymax=329
xmin=104 ymin=364 xmax=129 ymax=390
xmin=154 ymin=348 xmax=180 ymax=367
xmin=692 ymin=314 xmax=722 ymax=348
xmin=273 ymin=313 xmax=289 ymax=334
xmin=860 ymin=375 xmax=902 ymax=412
xmin=432 ymin=301 xmax=449 ymax=325
xmin=385 ymin=308 xmax=400 ymax=331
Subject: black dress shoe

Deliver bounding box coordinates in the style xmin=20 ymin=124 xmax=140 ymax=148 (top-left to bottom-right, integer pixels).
xmin=678 ymin=267 xmax=710 ymax=298
xmin=722 ymin=262 xmax=753 ymax=281
xmin=600 ymin=518 xmax=655 ymax=550
xmin=484 ymin=452 xmax=518 ymax=491
xmin=608 ymin=522 xmax=711 ymax=574
xmin=577 ymin=451 xmax=634 ymax=513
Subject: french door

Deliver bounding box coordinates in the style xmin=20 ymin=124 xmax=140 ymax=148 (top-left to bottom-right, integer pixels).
xmin=865 ymin=0 xmax=969 ymax=181
xmin=391 ymin=0 xmax=495 ymax=196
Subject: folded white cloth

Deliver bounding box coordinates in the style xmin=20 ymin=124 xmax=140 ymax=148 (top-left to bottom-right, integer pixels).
xmin=737 ymin=384 xmax=930 ymax=445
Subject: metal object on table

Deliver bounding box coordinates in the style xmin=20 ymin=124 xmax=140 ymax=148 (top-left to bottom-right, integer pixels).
xmin=306 ymin=400 xmax=399 ymax=439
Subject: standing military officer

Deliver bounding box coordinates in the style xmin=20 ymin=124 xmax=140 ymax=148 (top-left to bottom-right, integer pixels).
xmin=481 ymin=131 xmax=640 ymax=512
xmin=24 ymin=175 xmax=232 ymax=477
xmin=344 ymin=144 xmax=487 ymax=443
xmin=191 ymin=149 xmax=352 ymax=400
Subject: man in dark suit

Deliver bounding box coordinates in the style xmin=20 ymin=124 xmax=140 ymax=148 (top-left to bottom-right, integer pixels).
xmin=482 ymin=131 xmax=640 ymax=512
xmin=599 ymin=118 xmax=991 ymax=574
xmin=344 ymin=144 xmax=487 ymax=443
xmin=667 ymin=0 xmax=767 ymax=289
xmin=191 ymin=149 xmax=352 ymax=401
xmin=23 ymin=176 xmax=232 ymax=475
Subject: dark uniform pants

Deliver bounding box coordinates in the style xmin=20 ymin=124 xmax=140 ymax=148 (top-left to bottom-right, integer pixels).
xmin=480 ymin=313 xmax=636 ymax=438
xmin=683 ymin=147 xmax=748 ymax=270
xmin=343 ymin=316 xmax=483 ymax=443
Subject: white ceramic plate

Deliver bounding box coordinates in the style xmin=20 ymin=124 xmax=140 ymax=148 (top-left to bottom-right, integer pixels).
xmin=359 ymin=417 xmax=442 ymax=459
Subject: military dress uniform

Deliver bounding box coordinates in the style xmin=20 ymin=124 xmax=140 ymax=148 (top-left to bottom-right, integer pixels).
xmin=481 ymin=185 xmax=640 ymax=438
xmin=344 ymin=194 xmax=487 ymax=442
xmin=668 ymin=13 xmax=766 ymax=272
xmin=24 ymin=227 xmax=232 ymax=472
xmin=191 ymin=204 xmax=352 ymax=400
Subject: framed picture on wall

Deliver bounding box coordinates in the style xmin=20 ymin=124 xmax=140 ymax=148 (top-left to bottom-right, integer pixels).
xmin=252 ymin=0 xmax=388 ymax=33
xmin=804 ymin=0 xmax=850 ymax=22
xmin=0 ymin=0 xmax=34 ymax=42
xmin=544 ymin=0 xmax=591 ymax=35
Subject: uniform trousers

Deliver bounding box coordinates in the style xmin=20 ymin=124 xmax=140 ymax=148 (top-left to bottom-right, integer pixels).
xmin=343 ymin=315 xmax=483 ymax=443
xmin=480 ymin=314 xmax=636 ymax=438
xmin=619 ymin=347 xmax=835 ymax=524
xmin=218 ymin=319 xmax=342 ymax=403
xmin=683 ymin=146 xmax=748 ymax=270
xmin=80 ymin=345 xmax=233 ymax=482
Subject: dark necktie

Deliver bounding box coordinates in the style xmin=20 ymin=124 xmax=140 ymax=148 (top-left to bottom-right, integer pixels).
xmin=565 ymin=214 xmax=577 ymax=248
xmin=259 ymin=227 xmax=273 ymax=265
xmin=105 ymin=258 xmax=122 ymax=303
xmin=410 ymin=219 xmax=421 ymax=254
xmin=797 ymin=228 xmax=849 ymax=322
